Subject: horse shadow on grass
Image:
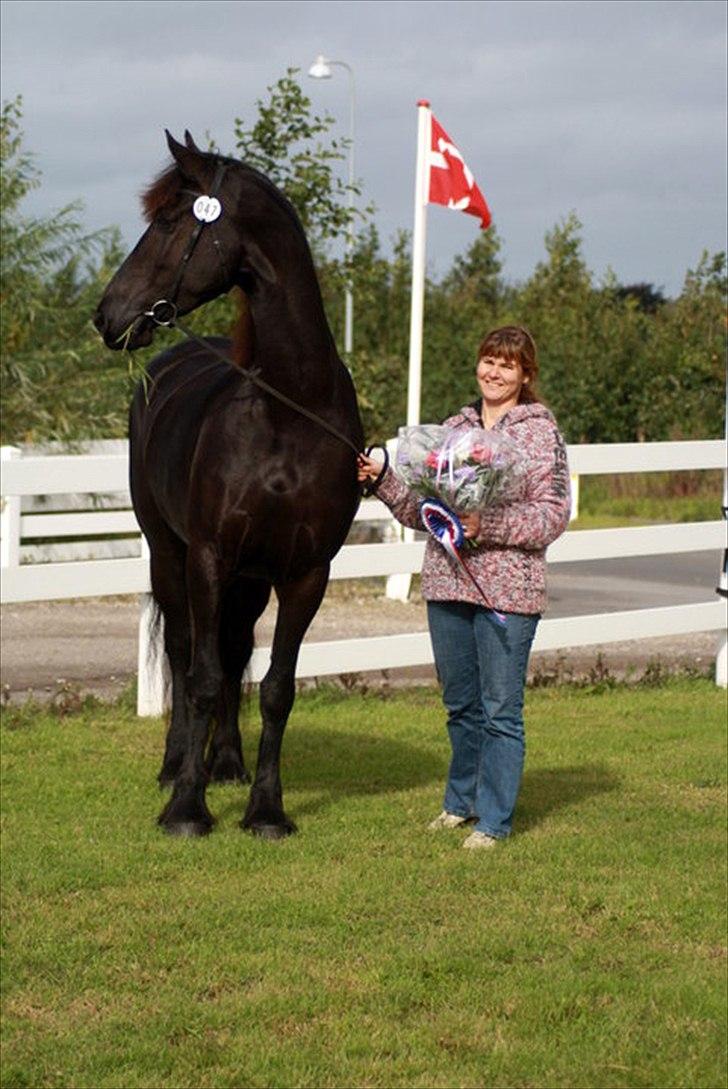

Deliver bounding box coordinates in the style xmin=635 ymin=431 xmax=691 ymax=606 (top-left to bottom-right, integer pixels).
xmin=515 ymin=763 xmax=621 ymax=835
xmin=209 ymin=718 xmax=620 ymax=830
xmin=209 ymin=720 xmax=445 ymax=823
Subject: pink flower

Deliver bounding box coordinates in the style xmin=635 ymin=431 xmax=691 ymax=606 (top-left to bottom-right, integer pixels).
xmin=425 ymin=451 xmax=441 ymax=468
xmin=469 ymin=443 xmax=493 ymax=464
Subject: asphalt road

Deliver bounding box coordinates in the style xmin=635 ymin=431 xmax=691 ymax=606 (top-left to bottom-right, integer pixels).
xmin=548 ymin=550 xmax=721 ymax=616
xmin=1 ymin=551 xmax=724 ymax=701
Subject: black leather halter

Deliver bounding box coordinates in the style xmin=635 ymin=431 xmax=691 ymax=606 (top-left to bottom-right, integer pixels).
xmin=143 ymin=160 xmax=229 ymax=328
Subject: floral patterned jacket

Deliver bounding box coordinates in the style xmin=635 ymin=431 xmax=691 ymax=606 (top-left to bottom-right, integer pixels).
xmin=374 ymin=401 xmax=571 ymax=615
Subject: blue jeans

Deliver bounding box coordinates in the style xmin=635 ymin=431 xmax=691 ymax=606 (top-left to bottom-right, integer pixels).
xmin=427 ymin=601 xmax=539 ymax=839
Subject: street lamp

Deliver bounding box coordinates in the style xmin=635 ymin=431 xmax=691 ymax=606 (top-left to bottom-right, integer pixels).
xmin=308 ymin=53 xmax=355 ymax=357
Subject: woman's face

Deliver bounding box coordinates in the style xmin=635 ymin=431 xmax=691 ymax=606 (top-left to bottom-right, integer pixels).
xmin=476 ymin=354 xmax=525 ymax=407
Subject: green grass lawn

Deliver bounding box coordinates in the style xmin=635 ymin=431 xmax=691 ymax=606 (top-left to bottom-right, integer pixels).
xmin=1 ymin=681 xmax=726 ymax=1089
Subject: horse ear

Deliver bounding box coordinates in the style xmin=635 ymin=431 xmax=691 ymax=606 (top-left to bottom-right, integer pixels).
xmin=165 ymin=129 xmax=202 ymax=182
xmin=184 ymin=130 xmax=202 ymax=153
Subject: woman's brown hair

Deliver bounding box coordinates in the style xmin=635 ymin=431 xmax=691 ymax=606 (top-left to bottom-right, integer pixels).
xmin=477 ymin=326 xmax=540 ymax=404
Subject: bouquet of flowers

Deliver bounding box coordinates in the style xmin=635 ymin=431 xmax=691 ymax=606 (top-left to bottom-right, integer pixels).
xmin=394 ymin=424 xmax=521 ymax=513
xmin=393 ymin=425 xmax=519 ymax=624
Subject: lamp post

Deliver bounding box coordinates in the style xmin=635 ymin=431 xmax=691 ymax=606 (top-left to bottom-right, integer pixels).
xmin=308 ymin=53 xmax=355 ymax=356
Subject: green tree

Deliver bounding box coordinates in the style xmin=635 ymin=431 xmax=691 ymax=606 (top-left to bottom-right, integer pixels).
xmin=233 ymin=68 xmax=367 ymax=248
xmin=518 ymin=213 xmax=641 ymax=441
xmin=320 ymin=226 xmax=411 ymax=441
xmin=439 ymin=226 xmax=507 ymax=309
xmin=420 ymin=226 xmax=511 ymax=425
xmin=1 ymin=97 xmax=130 ymax=443
xmin=649 ymin=251 xmax=727 ymax=440
xmin=3 ymin=81 xmax=723 ymax=452
xmin=518 ymin=215 xmax=725 ymax=443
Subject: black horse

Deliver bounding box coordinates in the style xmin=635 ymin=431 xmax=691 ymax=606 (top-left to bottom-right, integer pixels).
xmin=94 ymin=132 xmax=364 ymax=838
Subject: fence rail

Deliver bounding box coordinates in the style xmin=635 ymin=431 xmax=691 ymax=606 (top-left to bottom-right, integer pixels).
xmin=2 ymin=440 xmax=726 ymax=711
xmin=3 ymin=439 xmax=726 ymax=496
xmin=1 ymin=522 xmax=726 ymax=605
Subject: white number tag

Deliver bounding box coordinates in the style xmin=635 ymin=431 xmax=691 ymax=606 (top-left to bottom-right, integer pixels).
xmin=193 ymin=196 xmax=222 ymax=223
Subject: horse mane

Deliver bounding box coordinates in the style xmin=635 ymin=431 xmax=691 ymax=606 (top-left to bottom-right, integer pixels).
xmin=237 ymin=162 xmax=309 ymax=243
xmin=141 ymin=149 xmax=308 ymax=241
xmin=141 ymin=164 xmax=182 ymax=223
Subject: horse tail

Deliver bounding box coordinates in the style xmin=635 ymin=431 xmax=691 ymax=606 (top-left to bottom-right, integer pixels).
xmin=139 ymin=593 xmax=171 ymax=714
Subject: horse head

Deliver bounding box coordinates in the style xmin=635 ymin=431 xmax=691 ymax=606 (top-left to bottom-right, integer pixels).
xmin=94 ymin=132 xmax=290 ymax=351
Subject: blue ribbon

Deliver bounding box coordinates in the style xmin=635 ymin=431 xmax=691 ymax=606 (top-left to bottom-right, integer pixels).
xmin=419 ymin=499 xmax=507 ymax=625
xmin=419 ymin=499 xmax=464 ymax=559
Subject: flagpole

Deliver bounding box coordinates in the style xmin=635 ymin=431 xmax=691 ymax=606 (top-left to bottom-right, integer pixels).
xmin=406 ymin=100 xmax=431 ymax=427
xmin=386 ymin=100 xmax=431 ymax=604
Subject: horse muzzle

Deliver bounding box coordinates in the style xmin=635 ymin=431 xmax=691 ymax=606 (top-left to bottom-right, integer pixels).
xmin=93 ymin=305 xmax=156 ymax=351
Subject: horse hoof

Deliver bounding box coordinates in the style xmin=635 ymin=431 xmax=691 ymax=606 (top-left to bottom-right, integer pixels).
xmin=158 ymin=793 xmax=215 ymax=836
xmin=159 ymin=819 xmax=213 ymax=838
xmin=241 ymin=818 xmax=297 ymax=840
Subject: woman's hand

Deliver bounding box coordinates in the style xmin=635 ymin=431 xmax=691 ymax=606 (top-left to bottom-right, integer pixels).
xmin=460 ymin=512 xmax=481 ymax=540
xmin=357 ymin=453 xmax=384 ymax=483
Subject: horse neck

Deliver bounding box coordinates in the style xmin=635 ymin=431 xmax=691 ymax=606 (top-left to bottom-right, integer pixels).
xmin=234 ymin=271 xmax=340 ymax=403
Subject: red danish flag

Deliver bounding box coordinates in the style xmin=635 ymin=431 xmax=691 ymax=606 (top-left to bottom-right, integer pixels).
xmin=428 ymin=114 xmax=491 ymax=229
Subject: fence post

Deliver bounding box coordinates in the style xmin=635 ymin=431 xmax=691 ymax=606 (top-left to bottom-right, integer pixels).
xmin=1 ymin=446 xmax=22 ymax=571
xmin=385 ymin=521 xmax=413 ymax=602
xmin=570 ymin=473 xmax=580 ymax=521
xmin=136 ymin=536 xmax=169 ymax=716
xmin=716 ymin=632 xmax=727 ymax=688
xmin=716 ymin=399 xmax=728 ymax=687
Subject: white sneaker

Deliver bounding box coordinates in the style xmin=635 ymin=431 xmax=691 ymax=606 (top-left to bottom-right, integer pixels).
xmin=428 ymin=810 xmax=471 ymax=830
xmin=462 ymin=830 xmax=498 ymax=850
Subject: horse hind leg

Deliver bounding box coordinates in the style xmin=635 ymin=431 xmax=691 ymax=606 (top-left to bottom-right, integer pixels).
xmin=159 ymin=542 xmax=226 ymax=837
xmin=207 ymin=576 xmax=272 ymax=783
xmin=242 ymin=563 xmax=329 ymax=839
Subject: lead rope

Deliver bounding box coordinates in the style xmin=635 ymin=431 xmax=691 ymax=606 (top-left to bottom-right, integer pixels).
xmin=153 ymin=314 xmax=389 ymax=496
xmin=174 ymin=316 xmax=360 ymax=455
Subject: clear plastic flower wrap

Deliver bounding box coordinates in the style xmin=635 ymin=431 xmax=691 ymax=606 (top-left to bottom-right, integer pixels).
xmin=394 ymin=424 xmax=521 ymax=513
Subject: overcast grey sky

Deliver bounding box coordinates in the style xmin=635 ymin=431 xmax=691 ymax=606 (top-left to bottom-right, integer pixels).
xmin=1 ymin=0 xmax=726 ymax=295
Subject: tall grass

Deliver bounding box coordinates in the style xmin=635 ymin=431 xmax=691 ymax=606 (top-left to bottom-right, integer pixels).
xmin=1 ymin=680 xmax=726 ymax=1089
xmin=574 ymin=469 xmax=722 ymax=528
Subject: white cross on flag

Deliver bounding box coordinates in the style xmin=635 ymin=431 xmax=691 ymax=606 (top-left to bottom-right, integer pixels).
xmin=428 ymin=113 xmax=491 ymax=229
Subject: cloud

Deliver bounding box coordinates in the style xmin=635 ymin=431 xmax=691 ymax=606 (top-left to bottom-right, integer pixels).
xmin=2 ymin=0 xmax=725 ymax=294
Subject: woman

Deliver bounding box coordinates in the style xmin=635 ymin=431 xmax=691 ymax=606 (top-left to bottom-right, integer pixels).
xmin=358 ymin=326 xmax=571 ymax=849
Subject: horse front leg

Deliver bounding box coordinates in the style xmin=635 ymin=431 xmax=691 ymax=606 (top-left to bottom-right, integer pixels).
xmin=157 ymin=595 xmax=191 ymax=788
xmin=242 ymin=564 xmax=329 ymax=839
xmin=158 ymin=543 xmax=225 ymax=837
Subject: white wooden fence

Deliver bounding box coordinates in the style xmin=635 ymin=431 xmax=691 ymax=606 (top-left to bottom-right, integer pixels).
xmin=2 ymin=440 xmax=726 ymax=714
